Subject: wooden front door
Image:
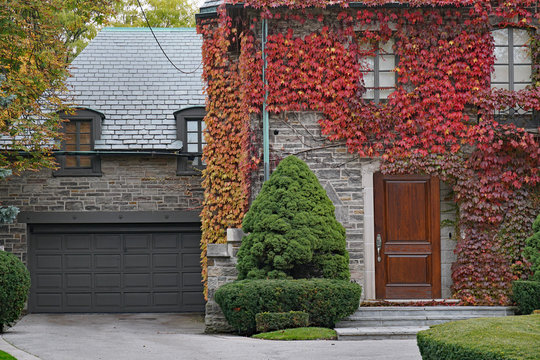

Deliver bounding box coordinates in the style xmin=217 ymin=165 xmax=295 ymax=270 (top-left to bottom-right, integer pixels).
xmin=374 ymin=173 xmax=441 ymax=299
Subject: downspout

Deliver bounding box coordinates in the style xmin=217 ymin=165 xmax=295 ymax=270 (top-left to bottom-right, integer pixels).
xmin=262 ymin=16 xmax=270 ymax=182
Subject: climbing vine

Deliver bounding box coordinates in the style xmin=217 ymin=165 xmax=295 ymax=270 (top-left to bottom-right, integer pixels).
xmin=198 ymin=0 xmax=539 ymax=304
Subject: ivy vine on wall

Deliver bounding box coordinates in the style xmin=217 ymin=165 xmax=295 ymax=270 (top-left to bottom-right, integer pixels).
xmin=198 ymin=0 xmax=539 ymax=304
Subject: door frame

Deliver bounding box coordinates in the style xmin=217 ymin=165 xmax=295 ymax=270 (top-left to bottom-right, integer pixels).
xmin=361 ymin=162 xmax=442 ymax=300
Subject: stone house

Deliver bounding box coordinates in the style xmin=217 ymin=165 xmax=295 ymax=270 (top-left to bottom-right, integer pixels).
xmin=0 ymin=28 xmax=208 ymax=313
xmin=198 ymin=0 xmax=539 ymax=314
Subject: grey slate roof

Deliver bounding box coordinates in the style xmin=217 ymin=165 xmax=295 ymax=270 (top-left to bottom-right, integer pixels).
xmin=201 ymin=0 xmax=223 ymax=7
xmin=67 ymin=28 xmax=204 ymax=150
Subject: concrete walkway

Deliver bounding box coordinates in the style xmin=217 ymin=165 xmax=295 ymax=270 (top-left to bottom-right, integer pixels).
xmin=2 ymin=314 xmax=422 ymax=360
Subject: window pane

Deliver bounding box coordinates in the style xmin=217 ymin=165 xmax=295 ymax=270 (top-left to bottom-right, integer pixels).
xmin=363 ymin=72 xmax=374 ymax=88
xmin=65 ymin=133 xmax=76 ymax=144
xmin=379 ymin=55 xmax=395 ymax=71
xmin=380 ymin=39 xmax=394 ymax=54
xmin=380 ymin=72 xmax=396 ymax=87
xmin=65 ymin=144 xmax=77 ymax=151
xmin=187 ymin=132 xmax=198 ymax=144
xmin=364 ymin=57 xmax=375 ymax=70
xmin=493 ymin=29 xmax=509 ymax=46
xmin=514 ymin=83 xmax=529 ymax=91
xmin=80 ymin=133 xmax=91 ymax=145
xmin=79 ymin=156 xmax=92 ymax=168
xmin=79 ymin=121 xmax=91 ymax=132
xmin=380 ymin=89 xmax=393 ymax=99
xmin=494 ymin=47 xmax=508 ymax=64
xmin=514 ymin=65 xmax=532 ymax=82
xmin=187 ymin=144 xmax=198 ymax=152
xmin=187 ymin=120 xmax=198 ymax=132
xmin=79 ymin=144 xmax=91 ymax=151
xmin=364 ymin=89 xmax=375 ymax=99
xmin=201 ymin=121 xmax=206 ymax=131
xmin=65 ymin=156 xmax=77 ymax=168
xmin=492 ymin=82 xmax=509 ymax=90
xmin=513 ymin=29 xmax=529 ymax=46
xmin=65 ymin=122 xmax=77 ymax=133
xmin=513 ymin=45 xmax=530 ymax=64
xmin=492 ymin=65 xmax=509 ymax=83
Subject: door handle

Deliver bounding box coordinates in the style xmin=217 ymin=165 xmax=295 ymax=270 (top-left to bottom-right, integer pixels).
xmin=376 ymin=234 xmax=382 ymax=262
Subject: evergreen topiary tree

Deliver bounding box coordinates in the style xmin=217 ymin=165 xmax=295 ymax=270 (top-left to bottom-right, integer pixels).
xmin=237 ymin=156 xmax=349 ymax=280
xmin=524 ymin=214 xmax=540 ymax=282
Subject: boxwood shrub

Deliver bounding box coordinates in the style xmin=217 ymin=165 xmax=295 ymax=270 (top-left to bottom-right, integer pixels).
xmin=255 ymin=311 xmax=309 ymax=333
xmin=512 ymin=280 xmax=540 ymax=315
xmin=417 ymin=315 xmax=540 ymax=360
xmin=215 ymin=279 xmax=361 ymax=335
xmin=0 ymin=251 xmax=30 ymax=332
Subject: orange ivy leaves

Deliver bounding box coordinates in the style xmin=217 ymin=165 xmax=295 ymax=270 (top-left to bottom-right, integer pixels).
xmin=197 ymin=12 xmax=254 ymax=298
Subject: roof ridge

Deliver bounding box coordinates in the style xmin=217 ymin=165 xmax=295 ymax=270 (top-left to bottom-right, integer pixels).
xmin=102 ymin=27 xmax=196 ymax=32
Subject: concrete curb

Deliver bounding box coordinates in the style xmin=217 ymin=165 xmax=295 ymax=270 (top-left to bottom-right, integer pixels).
xmin=0 ymin=336 xmax=40 ymax=360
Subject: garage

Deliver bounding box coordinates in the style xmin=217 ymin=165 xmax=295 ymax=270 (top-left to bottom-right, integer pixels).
xmin=28 ymin=223 xmax=205 ymax=313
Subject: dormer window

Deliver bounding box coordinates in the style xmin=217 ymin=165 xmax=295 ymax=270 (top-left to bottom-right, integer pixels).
xmin=175 ymin=107 xmax=206 ymax=175
xmin=53 ymin=109 xmax=102 ymax=177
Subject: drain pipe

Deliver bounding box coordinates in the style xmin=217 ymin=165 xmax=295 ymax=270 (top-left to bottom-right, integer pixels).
xmin=262 ymin=16 xmax=270 ymax=182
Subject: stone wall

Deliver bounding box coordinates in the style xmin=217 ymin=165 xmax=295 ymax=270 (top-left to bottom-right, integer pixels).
xmin=0 ymin=156 xmax=203 ymax=262
xmin=205 ymin=228 xmax=244 ymax=333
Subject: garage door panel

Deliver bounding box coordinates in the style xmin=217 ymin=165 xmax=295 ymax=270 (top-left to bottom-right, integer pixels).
xmin=64 ymin=235 xmax=92 ymax=250
xmin=124 ymin=293 xmax=151 ymax=307
xmin=124 ymin=273 xmax=151 ymax=289
xmin=66 ymin=293 xmax=92 ymax=308
xmin=153 ymin=273 xmax=179 ymax=288
xmin=29 ymin=223 xmax=205 ymax=313
xmin=124 ymin=254 xmax=150 ymax=269
xmin=94 ymin=274 xmax=121 ymax=288
xmin=95 ymin=235 xmax=122 ymax=250
xmin=181 ymin=234 xmax=200 ymax=249
xmin=94 ymin=254 xmax=121 ymax=270
xmin=65 ymin=255 xmax=92 ymax=270
xmin=66 ymin=273 xmax=92 ymax=289
xmin=124 ymin=235 xmax=151 ymax=250
xmin=34 ymin=236 xmax=62 ymax=250
xmin=35 ymin=293 xmax=62 ymax=308
xmin=153 ymin=234 xmax=178 ymax=249
xmin=36 ymin=274 xmax=62 ymax=289
xmin=153 ymin=253 xmax=178 ymax=269
xmin=154 ymin=293 xmax=179 ymax=306
xmin=36 ymin=255 xmax=62 ymax=270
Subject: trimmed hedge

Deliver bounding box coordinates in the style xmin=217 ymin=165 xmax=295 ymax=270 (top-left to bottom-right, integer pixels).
xmin=215 ymin=279 xmax=361 ymax=335
xmin=0 ymin=251 xmax=30 ymax=332
xmin=512 ymin=280 xmax=540 ymax=315
xmin=255 ymin=311 xmax=309 ymax=333
xmin=417 ymin=315 xmax=540 ymax=360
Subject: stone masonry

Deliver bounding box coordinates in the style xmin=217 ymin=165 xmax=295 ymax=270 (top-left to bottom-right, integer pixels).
xmin=0 ymin=156 xmax=203 ymax=262
xmin=205 ymin=228 xmax=244 ymax=333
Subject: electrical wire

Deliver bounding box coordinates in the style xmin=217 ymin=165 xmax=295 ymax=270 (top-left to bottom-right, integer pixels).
xmin=136 ymin=0 xmax=203 ymax=75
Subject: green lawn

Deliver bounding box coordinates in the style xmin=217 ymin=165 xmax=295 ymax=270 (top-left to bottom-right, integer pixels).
xmin=0 ymin=350 xmax=16 ymax=360
xmin=252 ymin=327 xmax=337 ymax=341
xmin=417 ymin=314 xmax=540 ymax=360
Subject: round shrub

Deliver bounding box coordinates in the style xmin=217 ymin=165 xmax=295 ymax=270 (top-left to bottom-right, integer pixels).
xmin=237 ymin=156 xmax=349 ymax=280
xmin=0 ymin=251 xmax=30 ymax=332
xmin=214 ymin=279 xmax=362 ymax=335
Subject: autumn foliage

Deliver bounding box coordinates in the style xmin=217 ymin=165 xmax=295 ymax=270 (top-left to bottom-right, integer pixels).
xmin=198 ymin=1 xmax=540 ymax=304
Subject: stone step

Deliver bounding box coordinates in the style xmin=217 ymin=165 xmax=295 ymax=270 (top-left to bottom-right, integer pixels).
xmin=336 ymin=315 xmax=493 ymax=328
xmin=335 ymin=326 xmax=430 ymax=340
xmin=342 ymin=306 xmax=513 ymax=319
xmin=335 ymin=306 xmax=515 ymax=340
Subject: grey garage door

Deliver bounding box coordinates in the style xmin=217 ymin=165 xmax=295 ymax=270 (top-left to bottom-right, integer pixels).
xmin=28 ymin=223 xmax=205 ymax=313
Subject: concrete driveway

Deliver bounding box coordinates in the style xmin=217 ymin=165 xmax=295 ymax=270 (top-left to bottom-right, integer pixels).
xmin=1 ymin=314 xmax=422 ymax=360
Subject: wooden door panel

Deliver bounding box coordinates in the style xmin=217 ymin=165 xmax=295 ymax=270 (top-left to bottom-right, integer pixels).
xmin=374 ymin=173 xmax=441 ymax=299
